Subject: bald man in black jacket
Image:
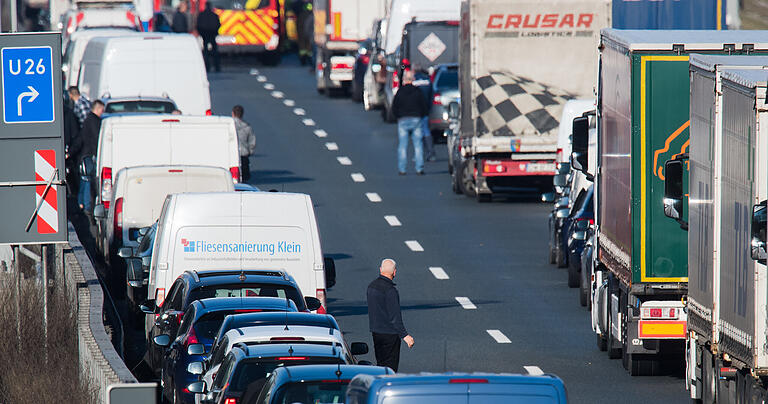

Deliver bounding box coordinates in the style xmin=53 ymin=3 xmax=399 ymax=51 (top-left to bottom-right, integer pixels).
xmin=367 ymin=258 xmax=414 ymax=371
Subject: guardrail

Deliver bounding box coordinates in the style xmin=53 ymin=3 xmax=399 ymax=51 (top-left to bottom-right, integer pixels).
xmin=64 ymin=221 xmax=137 ymax=402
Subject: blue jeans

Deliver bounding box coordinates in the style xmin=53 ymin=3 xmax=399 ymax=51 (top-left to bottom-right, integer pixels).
xmin=397 ymin=117 xmax=424 ymax=173
xmin=78 ymin=176 xmax=91 ymax=212
xmin=421 ymin=116 xmax=434 ymax=159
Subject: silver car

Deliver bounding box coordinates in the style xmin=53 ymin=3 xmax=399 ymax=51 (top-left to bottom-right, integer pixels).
xmin=428 ymin=64 xmax=459 ymax=139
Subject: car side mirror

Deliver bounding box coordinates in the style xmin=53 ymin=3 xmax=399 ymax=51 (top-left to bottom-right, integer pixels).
xmin=448 ymin=102 xmax=459 ymax=120
xmin=140 ymin=300 xmax=156 ymax=314
xmin=752 ymin=201 xmax=767 ymax=263
xmin=553 ymin=174 xmax=567 ymax=187
xmin=126 ymin=258 xmax=144 ymax=287
xmin=663 ymin=160 xmax=687 ymax=230
xmin=187 ymin=344 xmax=206 ymax=356
xmin=572 ymin=231 xmax=587 ymax=241
xmin=323 ymin=256 xmax=336 ymax=288
xmin=153 ymin=334 xmax=171 ymax=347
xmin=138 ymin=226 xmax=150 ymax=236
xmin=187 ymin=381 xmax=207 ymax=394
xmin=570 ymin=116 xmax=589 ymax=173
xmin=142 ymin=256 xmax=152 ymax=268
xmin=187 ymin=361 xmax=205 ymax=375
xmin=305 ymin=296 xmax=322 ymax=311
xmin=556 ymin=208 xmax=569 ymax=219
xmin=93 ymin=204 xmax=106 ymax=219
xmin=541 ymin=192 xmax=555 ymax=203
xmin=117 ymin=247 xmax=133 ymax=258
xmin=351 ymin=342 xmax=369 ymax=356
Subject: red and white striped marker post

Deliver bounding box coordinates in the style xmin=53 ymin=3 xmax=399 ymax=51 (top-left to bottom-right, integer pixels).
xmin=34 ymin=149 xmax=58 ymax=234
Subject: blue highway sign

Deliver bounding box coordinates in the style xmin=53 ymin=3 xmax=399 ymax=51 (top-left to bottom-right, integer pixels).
xmin=2 ymin=46 xmax=55 ymax=124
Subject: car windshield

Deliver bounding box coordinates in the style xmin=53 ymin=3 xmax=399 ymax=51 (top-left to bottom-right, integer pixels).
xmin=189 ymin=284 xmax=306 ymax=311
xmin=273 ymin=380 xmax=351 ymax=404
xmin=208 ymin=0 xmax=270 ymax=10
xmin=105 ymin=100 xmax=176 ymax=114
xmin=436 ymin=70 xmax=458 ymax=90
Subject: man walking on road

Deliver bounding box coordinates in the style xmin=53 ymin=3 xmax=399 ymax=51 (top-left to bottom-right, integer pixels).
xmin=232 ymin=105 xmax=256 ymax=182
xmin=392 ymin=71 xmax=427 ymax=175
xmin=171 ymin=1 xmax=189 ymax=33
xmin=367 ymin=258 xmax=414 ymax=372
xmin=197 ymin=3 xmax=221 ymax=72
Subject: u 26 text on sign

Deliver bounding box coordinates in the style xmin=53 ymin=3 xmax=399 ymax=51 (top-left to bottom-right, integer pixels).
xmin=2 ymin=46 xmax=55 ymax=124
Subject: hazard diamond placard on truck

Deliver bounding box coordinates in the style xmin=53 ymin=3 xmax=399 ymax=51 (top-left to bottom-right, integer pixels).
xmin=418 ymin=33 xmax=447 ymax=62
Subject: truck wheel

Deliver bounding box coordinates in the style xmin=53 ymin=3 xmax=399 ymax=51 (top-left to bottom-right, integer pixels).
xmin=579 ymin=262 xmax=589 ymax=306
xmin=607 ymin=287 xmax=622 ymax=359
xmin=458 ymin=161 xmax=476 ymax=197
xmin=476 ymin=193 xmax=492 ymax=203
xmin=567 ymin=261 xmax=579 ymax=288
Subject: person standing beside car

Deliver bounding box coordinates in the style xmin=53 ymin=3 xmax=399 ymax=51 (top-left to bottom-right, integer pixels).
xmin=171 ymin=1 xmax=189 ymax=33
xmin=413 ymin=69 xmax=435 ymax=162
xmin=392 ymin=71 xmax=428 ymax=175
xmin=367 ymin=258 xmax=414 ymax=372
xmin=68 ymin=86 xmax=91 ymax=127
xmin=232 ymin=105 xmax=256 ymax=182
xmin=197 ymin=3 xmax=221 ymax=72
xmin=70 ymin=100 xmax=104 ymax=213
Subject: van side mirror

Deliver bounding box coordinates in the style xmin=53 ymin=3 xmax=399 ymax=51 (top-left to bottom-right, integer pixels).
xmin=153 ymin=334 xmax=171 ymax=347
xmin=138 ymin=226 xmax=150 ymax=236
xmin=350 ymin=342 xmax=369 ymax=356
xmin=93 ymin=204 xmax=106 ymax=219
xmin=323 ymin=256 xmax=336 ymax=288
xmin=752 ymin=201 xmax=767 ymax=264
xmin=541 ymin=192 xmax=555 ymax=203
xmin=142 ymin=256 xmax=152 ymax=268
xmin=448 ymin=102 xmax=459 ymax=120
xmin=140 ymin=300 xmax=156 ymax=314
xmin=126 ymin=258 xmax=145 ymax=287
xmin=663 ymin=159 xmax=688 ymax=230
xmin=570 ymin=116 xmax=589 ymax=172
xmin=117 ymin=247 xmax=133 ymax=258
xmin=305 ymin=297 xmax=322 ymax=311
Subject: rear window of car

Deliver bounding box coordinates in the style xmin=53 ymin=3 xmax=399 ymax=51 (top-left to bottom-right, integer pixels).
xmin=189 ymin=283 xmax=306 ymax=311
xmin=195 ymin=310 xmax=258 ymax=340
xmin=436 ymin=70 xmax=458 ymax=90
xmin=232 ymin=357 xmax=343 ymax=393
xmin=105 ymin=100 xmax=176 ymax=114
xmin=273 ymin=380 xmax=351 ymax=404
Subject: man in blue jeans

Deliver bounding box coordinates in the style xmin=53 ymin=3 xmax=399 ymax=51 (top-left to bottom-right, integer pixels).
xmin=392 ymin=71 xmax=428 ymax=175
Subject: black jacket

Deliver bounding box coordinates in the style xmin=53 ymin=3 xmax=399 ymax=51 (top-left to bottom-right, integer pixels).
xmin=63 ymin=104 xmax=80 ymax=161
xmin=171 ymin=10 xmax=188 ymax=33
xmin=77 ymin=112 xmax=102 ymax=159
xmin=392 ymin=83 xmax=428 ymax=119
xmin=367 ymin=275 xmax=407 ymax=338
xmin=196 ymin=8 xmax=221 ymax=38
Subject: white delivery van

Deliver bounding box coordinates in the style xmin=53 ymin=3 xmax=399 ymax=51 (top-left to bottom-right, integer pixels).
xmin=383 ymin=0 xmax=461 ymax=56
xmin=556 ymin=99 xmax=595 ymax=169
xmin=62 ymin=7 xmax=142 ymax=47
xmin=78 ymin=33 xmax=211 ymax=115
xmin=94 ymin=114 xmax=241 ymax=216
xmin=63 ymin=27 xmax=139 ymax=89
xmin=146 ymin=192 xmax=333 ymax=326
xmin=97 ymin=165 xmax=235 ymax=263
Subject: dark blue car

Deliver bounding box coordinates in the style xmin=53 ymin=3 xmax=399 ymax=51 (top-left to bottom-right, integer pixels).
xmin=563 ymin=185 xmax=594 ymax=288
xmin=157 ymin=297 xmax=299 ymax=404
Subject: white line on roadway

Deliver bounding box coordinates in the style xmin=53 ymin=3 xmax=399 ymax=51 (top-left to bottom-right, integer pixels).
xmin=314 ymin=129 xmax=328 ymax=138
xmin=337 ymin=156 xmax=352 ymax=165
xmin=249 ymin=69 xmax=259 ymax=75
xmin=325 ymin=142 xmax=339 ymax=151
xmin=302 ymin=119 xmax=316 ymax=126
xmin=384 ymin=215 xmax=401 ymax=226
xmin=487 ymin=329 xmax=511 ymax=344
xmin=455 ymin=297 xmax=477 ymax=309
xmin=405 ymin=240 xmax=423 ymax=252
xmin=293 ymin=108 xmax=306 ymax=116
xmin=366 ymin=192 xmax=382 ymax=202
xmin=350 ymin=173 xmax=365 ymax=182
xmin=429 ymin=267 xmax=449 ymax=280
xmin=283 ymin=99 xmax=295 ymax=107
xmin=523 ymin=366 xmax=544 ymax=376
xmin=270 ymin=91 xmax=284 ymax=98
xmin=264 ymin=83 xmax=275 ymax=90
xmin=256 ymin=75 xmax=267 ymax=82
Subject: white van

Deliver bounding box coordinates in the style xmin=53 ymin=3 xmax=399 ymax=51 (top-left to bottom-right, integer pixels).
xmin=556 ymin=99 xmax=595 ymax=169
xmin=63 ymin=27 xmax=138 ymax=89
xmin=96 ymin=165 xmax=235 ymax=263
xmin=78 ymin=33 xmax=211 ymax=115
xmin=383 ymin=0 xmax=461 ymax=55
xmin=94 ymin=114 xmax=241 ymax=215
xmin=147 ymin=192 xmax=333 ymax=318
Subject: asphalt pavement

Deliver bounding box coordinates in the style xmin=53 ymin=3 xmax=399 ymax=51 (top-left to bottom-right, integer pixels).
xmin=204 ymin=55 xmax=688 ymax=403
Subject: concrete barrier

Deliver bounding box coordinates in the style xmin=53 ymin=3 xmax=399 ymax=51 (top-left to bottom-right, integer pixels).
xmin=64 ymin=222 xmax=137 ymax=402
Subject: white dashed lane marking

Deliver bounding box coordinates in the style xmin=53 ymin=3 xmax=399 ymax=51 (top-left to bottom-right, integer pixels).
xmin=314 ymin=129 xmax=328 ymax=138
xmin=325 ymin=142 xmax=339 ymax=151
xmin=337 ymin=156 xmax=352 ymax=165
xmin=249 ymin=69 xmax=259 ymax=75
xmin=283 ymin=99 xmax=295 ymax=107
xmin=429 ymin=267 xmax=449 ymax=280
xmin=302 ymin=119 xmax=316 ymax=126
xmin=384 ymin=215 xmax=401 ymax=226
xmin=524 ymin=366 xmax=544 ymax=376
xmin=366 ymin=192 xmax=382 ymax=202
xmin=350 ymin=173 xmax=365 ymax=182
xmin=270 ymin=91 xmax=284 ymax=98
xmin=405 ymin=240 xmax=423 ymax=252
xmin=264 ymin=83 xmax=275 ymax=90
xmin=487 ymin=330 xmax=511 ymax=344
xmin=256 ymin=75 xmax=267 ymax=82
xmin=293 ymin=108 xmax=306 ymax=116
xmin=455 ymin=297 xmax=477 ymax=310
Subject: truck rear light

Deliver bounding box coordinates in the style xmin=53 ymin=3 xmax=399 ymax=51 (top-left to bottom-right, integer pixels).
xmin=101 ymin=167 xmax=112 ymax=209
xmin=449 ymin=378 xmax=488 ymax=384
xmin=206 ymin=109 xmax=212 ymax=116
xmin=433 ymin=93 xmax=442 ymax=105
xmin=229 ymin=167 xmax=240 ymax=183
xmin=168 ymin=169 xmax=183 ymax=173
xmin=556 ymin=148 xmax=563 ymax=168
xmin=332 ymin=62 xmax=353 ymax=70
xmin=114 ymin=197 xmax=123 ymax=241
xmin=392 ymin=72 xmax=399 ymax=89
xmin=224 ymin=398 xmax=237 ymax=404
xmin=642 ymin=306 xmax=679 ymax=320
xmin=156 ymin=288 xmax=166 ymax=308
xmin=162 ymin=119 xmax=180 ymax=122
xmin=483 ymin=161 xmax=506 ymax=173
xmin=316 ymin=289 xmax=327 ymax=313
xmin=445 ymin=20 xmax=460 ymax=26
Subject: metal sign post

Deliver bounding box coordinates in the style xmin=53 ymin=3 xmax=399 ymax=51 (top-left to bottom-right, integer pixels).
xmin=0 ymin=32 xmax=67 ymax=245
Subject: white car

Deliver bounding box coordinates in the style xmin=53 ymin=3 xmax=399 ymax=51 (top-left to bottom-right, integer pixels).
xmin=78 ymin=33 xmax=211 ymax=115
xmin=95 ymin=165 xmax=235 ymax=265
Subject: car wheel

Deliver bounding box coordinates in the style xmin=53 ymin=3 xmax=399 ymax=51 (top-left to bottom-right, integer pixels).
xmin=548 ymin=241 xmax=557 ymax=265
xmin=567 ymin=260 xmax=579 ymax=288
xmin=451 ymin=169 xmax=462 ymax=194
xmin=579 ymin=262 xmax=589 ymax=307
xmin=555 ymin=242 xmax=567 ymax=268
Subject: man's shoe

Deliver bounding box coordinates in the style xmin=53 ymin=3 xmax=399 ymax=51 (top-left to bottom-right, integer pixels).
xmin=417 ymin=170 xmax=425 ymax=175
xmin=398 ymin=171 xmax=406 ymax=176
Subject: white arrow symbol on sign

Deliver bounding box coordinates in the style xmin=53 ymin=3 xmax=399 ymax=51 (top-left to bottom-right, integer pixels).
xmin=16 ymin=86 xmax=40 ymax=116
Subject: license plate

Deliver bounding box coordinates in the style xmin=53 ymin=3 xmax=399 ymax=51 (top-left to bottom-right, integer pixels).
xmin=526 ymin=163 xmax=555 ymax=173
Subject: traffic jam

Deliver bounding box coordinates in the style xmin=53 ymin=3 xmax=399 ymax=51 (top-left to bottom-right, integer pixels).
xmin=7 ymin=0 xmax=768 ymax=401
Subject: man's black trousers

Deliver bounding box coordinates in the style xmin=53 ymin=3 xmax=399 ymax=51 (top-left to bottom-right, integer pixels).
xmin=372 ymin=333 xmax=401 ymax=372
xmin=240 ymin=155 xmax=251 ymax=182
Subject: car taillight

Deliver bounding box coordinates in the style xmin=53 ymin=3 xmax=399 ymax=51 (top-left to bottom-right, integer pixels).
xmin=332 ymin=62 xmax=352 ymax=70
xmin=224 ymin=398 xmax=237 ymax=404
xmin=402 ymin=58 xmax=410 ymax=68
xmin=392 ymin=72 xmax=399 ymax=89
xmin=156 ymin=288 xmax=166 ymax=308
xmin=101 ymin=167 xmax=112 ymax=209
xmin=205 ymin=109 xmax=212 ymax=116
xmin=433 ymin=93 xmax=442 ymax=105
xmin=316 ymin=289 xmax=327 ymax=313
xmin=183 ymin=326 xmax=199 ymax=347
xmin=229 ymin=167 xmax=240 ymax=183
xmin=114 ymin=197 xmax=123 ymax=241
xmin=575 ymin=217 xmax=595 ymax=225
xmin=277 ymin=357 xmax=308 ymax=361
xmin=361 ymin=55 xmax=370 ymax=65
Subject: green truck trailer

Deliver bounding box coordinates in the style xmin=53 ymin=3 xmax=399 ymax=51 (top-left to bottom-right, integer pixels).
xmin=571 ymin=29 xmax=768 ymax=376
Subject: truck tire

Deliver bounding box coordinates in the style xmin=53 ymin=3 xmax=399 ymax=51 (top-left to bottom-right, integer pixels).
xmin=567 ymin=261 xmax=579 ymax=288
xmin=458 ymin=160 xmax=476 ymax=197
xmin=607 ymin=282 xmax=622 ymax=359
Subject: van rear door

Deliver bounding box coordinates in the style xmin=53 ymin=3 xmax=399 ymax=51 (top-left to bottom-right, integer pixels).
xmin=169 ymin=121 xmax=237 ymax=171
xmin=112 ymin=121 xmax=173 ymax=172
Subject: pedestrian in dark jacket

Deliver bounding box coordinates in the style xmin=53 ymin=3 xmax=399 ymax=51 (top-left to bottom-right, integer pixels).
xmin=70 ymin=100 xmax=104 ymax=213
xmin=171 ymin=1 xmax=189 ymax=33
xmin=63 ymin=103 xmax=81 ymax=196
xmin=413 ymin=70 xmax=435 ymax=161
xmin=367 ymin=258 xmax=414 ymax=372
xmin=196 ymin=3 xmax=221 ymax=72
xmin=391 ymin=71 xmax=428 ymax=175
